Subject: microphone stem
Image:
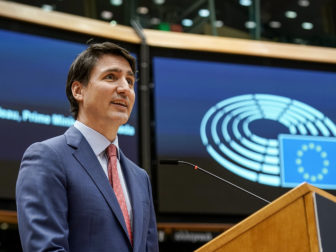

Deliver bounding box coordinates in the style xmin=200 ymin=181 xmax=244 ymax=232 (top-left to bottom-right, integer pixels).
xmin=178 ymin=160 xmax=270 ymax=204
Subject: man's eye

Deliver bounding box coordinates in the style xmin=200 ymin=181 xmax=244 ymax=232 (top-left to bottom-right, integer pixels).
xmin=127 ymin=79 xmax=134 ymax=85
xmin=105 ymin=74 xmax=116 ymax=80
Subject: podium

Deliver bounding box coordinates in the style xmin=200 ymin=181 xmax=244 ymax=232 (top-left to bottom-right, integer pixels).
xmin=196 ymin=183 xmax=336 ymax=252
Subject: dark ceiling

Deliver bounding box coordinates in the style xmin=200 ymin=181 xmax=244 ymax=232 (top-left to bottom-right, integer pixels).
xmin=9 ymin=0 xmax=336 ymax=48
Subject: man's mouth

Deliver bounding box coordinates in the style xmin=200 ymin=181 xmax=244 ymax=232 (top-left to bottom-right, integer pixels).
xmin=111 ymin=100 xmax=128 ymax=108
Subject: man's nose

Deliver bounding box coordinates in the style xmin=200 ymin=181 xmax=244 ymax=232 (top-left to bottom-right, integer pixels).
xmin=117 ymin=78 xmax=131 ymax=92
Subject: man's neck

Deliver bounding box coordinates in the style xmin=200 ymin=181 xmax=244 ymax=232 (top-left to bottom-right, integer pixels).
xmin=76 ymin=118 xmax=118 ymax=142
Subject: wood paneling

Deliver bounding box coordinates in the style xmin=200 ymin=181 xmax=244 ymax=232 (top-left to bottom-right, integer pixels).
xmin=0 ymin=210 xmax=17 ymax=224
xmin=0 ymin=1 xmax=140 ymax=44
xmin=157 ymin=222 xmax=233 ymax=233
xmin=1 ymin=1 xmax=336 ymax=63
xmin=144 ymin=28 xmax=336 ymax=63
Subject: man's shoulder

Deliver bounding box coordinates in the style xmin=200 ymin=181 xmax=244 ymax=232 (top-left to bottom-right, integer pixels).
xmin=22 ymin=134 xmax=66 ymax=159
xmin=24 ymin=127 xmax=79 ymax=156
xmin=43 ymin=134 xmax=66 ymax=145
xmin=29 ymin=126 xmax=81 ymax=149
xmin=34 ymin=132 xmax=67 ymax=148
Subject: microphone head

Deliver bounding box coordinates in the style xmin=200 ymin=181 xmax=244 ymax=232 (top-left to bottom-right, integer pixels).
xmin=160 ymin=160 xmax=179 ymax=165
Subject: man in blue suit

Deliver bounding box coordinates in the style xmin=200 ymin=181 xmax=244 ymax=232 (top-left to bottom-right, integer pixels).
xmin=16 ymin=42 xmax=159 ymax=251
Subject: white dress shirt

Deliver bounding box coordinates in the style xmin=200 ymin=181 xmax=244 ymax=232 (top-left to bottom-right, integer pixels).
xmin=74 ymin=121 xmax=133 ymax=228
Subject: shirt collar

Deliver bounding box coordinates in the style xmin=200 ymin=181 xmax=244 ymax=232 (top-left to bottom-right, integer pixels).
xmin=74 ymin=120 xmax=120 ymax=159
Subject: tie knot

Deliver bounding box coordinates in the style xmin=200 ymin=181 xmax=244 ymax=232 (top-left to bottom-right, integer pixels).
xmin=106 ymin=144 xmax=118 ymax=158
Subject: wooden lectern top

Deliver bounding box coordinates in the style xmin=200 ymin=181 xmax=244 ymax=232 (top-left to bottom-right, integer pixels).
xmin=196 ymin=182 xmax=336 ymax=252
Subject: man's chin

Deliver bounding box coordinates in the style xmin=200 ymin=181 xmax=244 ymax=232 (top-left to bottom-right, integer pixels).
xmin=110 ymin=114 xmax=130 ymax=126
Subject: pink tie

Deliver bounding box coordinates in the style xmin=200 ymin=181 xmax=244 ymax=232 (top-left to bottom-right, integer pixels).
xmin=106 ymin=144 xmax=133 ymax=245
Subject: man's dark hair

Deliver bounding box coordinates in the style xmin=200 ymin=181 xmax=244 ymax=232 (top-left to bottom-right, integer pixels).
xmin=66 ymin=42 xmax=136 ymax=119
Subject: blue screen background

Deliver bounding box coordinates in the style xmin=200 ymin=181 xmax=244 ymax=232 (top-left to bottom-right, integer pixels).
xmin=154 ymin=57 xmax=336 ymax=157
xmin=154 ymin=56 xmax=336 ymax=214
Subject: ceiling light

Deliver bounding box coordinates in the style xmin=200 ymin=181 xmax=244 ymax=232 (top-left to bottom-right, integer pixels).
xmin=302 ymin=22 xmax=313 ymax=30
xmin=245 ymin=21 xmax=256 ymax=29
xmin=285 ymin=11 xmax=297 ymax=19
xmin=150 ymin=17 xmax=161 ymax=25
xmin=137 ymin=6 xmax=149 ymax=15
xmin=153 ymin=0 xmax=165 ymax=4
xmin=269 ymin=21 xmax=281 ymax=29
xmin=215 ymin=20 xmax=224 ymax=28
xmin=110 ymin=20 xmax=118 ymax=26
xmin=182 ymin=19 xmax=193 ymax=27
xmin=294 ymin=38 xmax=306 ymax=44
xmin=101 ymin=10 xmax=113 ymax=20
xmin=239 ymin=0 xmax=252 ymax=6
xmin=0 ymin=222 xmax=9 ymax=230
xmin=110 ymin=0 xmax=123 ymax=6
xmin=298 ymin=0 xmax=310 ymax=7
xmin=41 ymin=4 xmax=54 ymax=12
xmin=198 ymin=9 xmax=210 ymax=18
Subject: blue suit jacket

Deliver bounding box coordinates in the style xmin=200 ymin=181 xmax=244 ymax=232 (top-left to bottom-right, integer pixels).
xmin=16 ymin=126 xmax=159 ymax=252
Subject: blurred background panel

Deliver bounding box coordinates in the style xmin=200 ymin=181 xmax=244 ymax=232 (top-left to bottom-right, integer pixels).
xmin=7 ymin=0 xmax=336 ymax=47
xmin=1 ymin=1 xmax=336 ymax=251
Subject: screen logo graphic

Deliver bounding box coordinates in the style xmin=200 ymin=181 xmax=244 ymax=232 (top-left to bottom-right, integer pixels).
xmin=200 ymin=94 xmax=336 ymax=188
xmin=280 ymin=135 xmax=336 ymax=189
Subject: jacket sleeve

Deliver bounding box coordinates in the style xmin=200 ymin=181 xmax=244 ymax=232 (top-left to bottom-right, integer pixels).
xmin=145 ymin=173 xmax=159 ymax=252
xmin=16 ymin=142 xmax=69 ymax=252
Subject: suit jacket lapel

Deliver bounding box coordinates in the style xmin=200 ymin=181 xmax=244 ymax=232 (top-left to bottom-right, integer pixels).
xmin=120 ymin=151 xmax=144 ymax=251
xmin=64 ymin=127 xmax=130 ymax=241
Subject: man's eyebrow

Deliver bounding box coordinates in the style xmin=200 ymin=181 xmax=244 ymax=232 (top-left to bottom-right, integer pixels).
xmin=103 ymin=68 xmax=135 ymax=77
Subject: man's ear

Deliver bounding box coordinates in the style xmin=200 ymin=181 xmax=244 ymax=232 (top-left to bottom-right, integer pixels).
xmin=71 ymin=81 xmax=85 ymax=102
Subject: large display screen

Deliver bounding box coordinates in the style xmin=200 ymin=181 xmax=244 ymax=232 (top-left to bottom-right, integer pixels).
xmin=154 ymin=55 xmax=336 ymax=216
xmin=0 ymin=29 xmax=139 ymax=199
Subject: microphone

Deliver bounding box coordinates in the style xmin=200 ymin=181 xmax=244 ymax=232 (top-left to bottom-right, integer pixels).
xmin=160 ymin=160 xmax=270 ymax=204
xmin=159 ymin=160 xmax=179 ymax=165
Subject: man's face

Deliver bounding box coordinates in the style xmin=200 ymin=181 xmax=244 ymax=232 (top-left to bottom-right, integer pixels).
xmin=76 ymin=54 xmax=135 ymax=130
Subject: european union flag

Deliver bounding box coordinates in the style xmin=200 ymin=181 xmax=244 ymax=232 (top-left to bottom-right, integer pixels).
xmin=279 ymin=134 xmax=336 ymax=189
